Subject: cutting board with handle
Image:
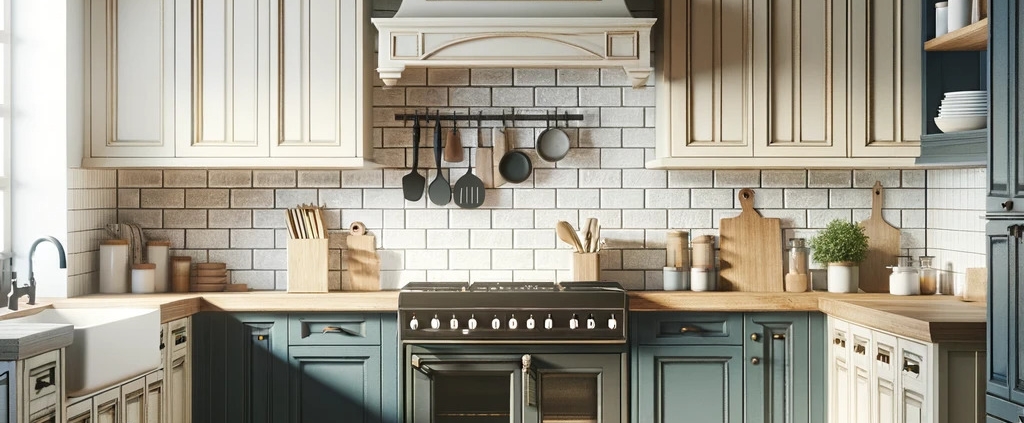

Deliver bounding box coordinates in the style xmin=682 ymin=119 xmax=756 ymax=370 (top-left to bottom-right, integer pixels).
xmin=858 ymin=181 xmax=900 ymax=293
xmin=719 ymin=188 xmax=783 ymax=292
xmin=345 ymin=221 xmax=380 ymax=291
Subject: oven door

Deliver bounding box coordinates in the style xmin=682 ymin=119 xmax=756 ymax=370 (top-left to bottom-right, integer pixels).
xmin=407 ymin=350 xmax=623 ymax=423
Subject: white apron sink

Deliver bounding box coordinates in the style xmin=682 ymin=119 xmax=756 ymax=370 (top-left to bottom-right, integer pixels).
xmin=11 ymin=308 xmax=160 ymax=397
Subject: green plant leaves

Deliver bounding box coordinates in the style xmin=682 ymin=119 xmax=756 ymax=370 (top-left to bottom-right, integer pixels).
xmin=809 ymin=219 xmax=870 ymax=264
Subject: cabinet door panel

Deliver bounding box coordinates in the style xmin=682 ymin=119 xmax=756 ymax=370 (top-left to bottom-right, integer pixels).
xmin=122 ymin=377 xmax=145 ymax=423
xmin=637 ymin=345 xmax=743 ymax=423
xmin=752 ymin=0 xmax=847 ymax=157
xmin=874 ymin=331 xmax=898 ymax=423
xmin=289 ymin=345 xmax=382 ymax=423
xmin=988 ymin=222 xmax=1013 ymax=398
xmin=273 ymin=0 xmax=364 ymax=158
xmin=662 ymin=0 xmax=754 ymax=158
xmin=828 ymin=318 xmax=851 ymax=423
xmin=92 ymin=388 xmax=120 ymax=423
xmin=238 ymin=315 xmax=289 ymax=423
xmin=89 ymin=0 xmax=189 ymax=158
xmin=849 ymin=324 xmax=872 ymax=423
xmin=145 ymin=372 xmax=163 ymax=423
xmin=183 ymin=0 xmax=272 ymax=157
xmin=849 ymin=0 xmax=921 ymax=157
xmin=744 ymin=313 xmax=815 ymax=423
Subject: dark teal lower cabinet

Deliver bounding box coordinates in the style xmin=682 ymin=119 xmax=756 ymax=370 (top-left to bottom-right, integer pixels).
xmin=743 ymin=313 xmax=826 ymax=423
xmin=632 ymin=312 xmax=826 ymax=423
xmin=192 ymin=312 xmax=399 ymax=423
xmin=636 ymin=345 xmax=744 ymax=423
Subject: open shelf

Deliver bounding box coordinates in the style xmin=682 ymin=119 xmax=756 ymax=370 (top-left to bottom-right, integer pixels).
xmin=916 ymin=129 xmax=987 ymax=166
xmin=925 ymin=18 xmax=988 ymax=51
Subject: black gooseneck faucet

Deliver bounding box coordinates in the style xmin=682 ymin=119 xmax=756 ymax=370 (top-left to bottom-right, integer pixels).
xmin=9 ymin=236 xmax=67 ymax=310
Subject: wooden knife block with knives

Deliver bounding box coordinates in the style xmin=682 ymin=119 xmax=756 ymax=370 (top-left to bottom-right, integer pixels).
xmin=286 ymin=204 xmax=328 ymax=293
xmin=719 ymin=189 xmax=784 ymax=291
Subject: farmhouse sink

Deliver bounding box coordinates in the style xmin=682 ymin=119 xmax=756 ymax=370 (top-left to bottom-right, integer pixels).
xmin=11 ymin=308 xmax=160 ymax=397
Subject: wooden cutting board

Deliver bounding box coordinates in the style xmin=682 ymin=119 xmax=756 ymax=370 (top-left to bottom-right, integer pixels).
xmin=719 ymin=188 xmax=783 ymax=292
xmin=859 ymin=181 xmax=900 ymax=293
xmin=345 ymin=222 xmax=380 ymax=291
xmin=476 ymin=128 xmax=494 ymax=188
xmin=492 ymin=127 xmax=507 ymax=187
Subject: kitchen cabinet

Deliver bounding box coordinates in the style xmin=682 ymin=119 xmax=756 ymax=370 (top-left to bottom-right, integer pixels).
xmin=122 ymin=376 xmax=146 ymax=423
xmin=651 ymin=0 xmax=920 ymax=169
xmin=987 ymin=220 xmax=1024 ymax=406
xmin=83 ymin=0 xmax=375 ymax=168
xmin=165 ymin=318 xmax=191 ymax=423
xmin=988 ymin=1 xmax=1024 ymax=213
xmin=827 ymin=316 xmax=985 ymax=423
xmin=743 ymin=313 xmax=826 ymax=423
xmin=94 ymin=386 xmax=121 ymax=423
xmin=145 ymin=371 xmax=165 ymax=423
xmin=192 ymin=312 xmax=399 ymax=423
xmin=631 ymin=312 xmax=824 ymax=423
xmin=0 ymin=349 xmax=64 ymax=423
xmin=67 ymin=370 xmax=166 ymax=423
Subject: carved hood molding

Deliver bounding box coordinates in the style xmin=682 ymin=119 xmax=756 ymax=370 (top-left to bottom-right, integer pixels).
xmin=371 ymin=0 xmax=655 ymax=88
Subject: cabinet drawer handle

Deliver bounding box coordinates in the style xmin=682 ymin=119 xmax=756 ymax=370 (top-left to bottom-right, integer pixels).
xmin=833 ymin=337 xmax=846 ymax=347
xmin=1002 ymin=200 xmax=1014 ymax=210
xmin=771 ymin=333 xmax=785 ymax=340
xmin=31 ymin=365 xmax=55 ymax=393
xmin=876 ymin=352 xmax=890 ymax=364
xmin=854 ymin=344 xmax=866 ymax=355
xmin=175 ymin=334 xmax=187 ymax=346
xmin=679 ymin=326 xmax=705 ymax=334
xmin=322 ymin=325 xmax=360 ymax=336
xmin=902 ymin=360 xmax=920 ymax=375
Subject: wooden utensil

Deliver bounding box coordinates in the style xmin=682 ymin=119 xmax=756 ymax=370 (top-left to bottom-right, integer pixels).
xmin=556 ymin=221 xmax=584 ymax=253
xmin=428 ymin=117 xmax=452 ymax=206
xmin=476 ymin=125 xmax=494 ymax=188
xmin=453 ymin=147 xmax=485 ymax=209
xmin=402 ymin=116 xmax=426 ymax=201
xmin=859 ymin=181 xmax=901 ymax=293
xmin=345 ymin=222 xmax=380 ymax=291
xmin=581 ymin=217 xmax=595 ymax=252
xmin=492 ymin=127 xmax=507 ymax=187
xmin=719 ymin=189 xmax=783 ymax=292
xmin=443 ymin=115 xmax=463 ymax=162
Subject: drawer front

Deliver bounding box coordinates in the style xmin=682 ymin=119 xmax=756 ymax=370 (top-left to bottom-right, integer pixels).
xmin=24 ymin=350 xmax=59 ymax=401
xmin=168 ymin=318 xmax=189 ymax=353
xmin=288 ymin=313 xmax=381 ymax=346
xmin=635 ymin=313 xmax=743 ymax=345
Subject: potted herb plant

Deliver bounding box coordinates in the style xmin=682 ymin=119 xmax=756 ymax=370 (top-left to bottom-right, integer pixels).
xmin=810 ymin=219 xmax=870 ymax=293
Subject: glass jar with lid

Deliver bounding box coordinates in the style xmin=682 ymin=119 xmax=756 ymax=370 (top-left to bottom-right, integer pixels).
xmin=785 ymin=238 xmax=809 ymax=292
xmin=918 ymin=255 xmax=937 ymax=295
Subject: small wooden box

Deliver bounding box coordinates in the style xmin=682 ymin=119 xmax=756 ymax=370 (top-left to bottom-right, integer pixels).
xmin=573 ymin=253 xmax=601 ymax=281
xmin=287 ymin=239 xmax=328 ymax=293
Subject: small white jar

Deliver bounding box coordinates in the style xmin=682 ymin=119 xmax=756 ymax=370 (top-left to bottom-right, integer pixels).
xmin=889 ymin=267 xmax=921 ymax=296
xmin=935 ymin=2 xmax=949 ymax=37
xmin=663 ymin=267 xmax=689 ymax=291
xmin=147 ymin=241 xmax=171 ymax=292
xmin=690 ymin=268 xmax=715 ymax=292
xmin=131 ymin=263 xmax=157 ymax=294
xmin=99 ymin=239 xmax=130 ymax=293
xmin=947 ymin=0 xmax=971 ymax=32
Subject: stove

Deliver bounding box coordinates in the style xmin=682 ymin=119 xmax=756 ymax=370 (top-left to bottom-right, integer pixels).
xmin=399 ymin=282 xmax=629 ymax=423
xmin=398 ymin=281 xmax=628 ymax=344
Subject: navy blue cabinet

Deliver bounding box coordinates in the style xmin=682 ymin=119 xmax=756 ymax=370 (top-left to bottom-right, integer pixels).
xmin=192 ymin=312 xmax=398 ymax=423
xmin=632 ymin=312 xmax=825 ymax=423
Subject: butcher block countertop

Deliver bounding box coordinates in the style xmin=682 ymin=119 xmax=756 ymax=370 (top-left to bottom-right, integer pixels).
xmin=1 ymin=291 xmax=985 ymax=343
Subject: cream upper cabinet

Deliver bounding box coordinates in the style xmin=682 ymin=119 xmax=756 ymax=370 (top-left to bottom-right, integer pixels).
xmin=84 ymin=0 xmax=374 ymax=168
xmin=652 ymin=0 xmax=921 ymax=168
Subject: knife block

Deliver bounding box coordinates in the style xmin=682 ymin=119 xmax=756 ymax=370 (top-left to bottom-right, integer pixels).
xmin=287 ymin=239 xmax=328 ymax=293
xmin=573 ymin=253 xmax=601 ymax=282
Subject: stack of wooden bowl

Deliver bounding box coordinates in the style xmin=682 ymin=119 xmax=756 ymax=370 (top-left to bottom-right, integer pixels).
xmin=192 ymin=263 xmax=227 ymax=292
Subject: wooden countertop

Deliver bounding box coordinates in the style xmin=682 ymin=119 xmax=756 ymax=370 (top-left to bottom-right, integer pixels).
xmin=0 ymin=291 xmax=985 ymax=343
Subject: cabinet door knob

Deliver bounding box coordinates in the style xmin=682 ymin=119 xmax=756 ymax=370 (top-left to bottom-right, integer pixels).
xmin=679 ymin=325 xmax=704 ymax=334
xmin=1002 ymin=200 xmax=1014 ymax=210
xmin=750 ymin=333 xmax=761 ymax=341
xmin=771 ymin=333 xmax=786 ymax=340
xmin=750 ymin=357 xmax=760 ymax=365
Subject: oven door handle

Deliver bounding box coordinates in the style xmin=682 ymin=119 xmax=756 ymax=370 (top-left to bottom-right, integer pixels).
xmin=522 ymin=354 xmax=538 ymax=409
xmin=411 ymin=354 xmax=434 ymax=378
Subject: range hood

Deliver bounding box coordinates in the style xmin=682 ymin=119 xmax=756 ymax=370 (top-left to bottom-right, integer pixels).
xmin=371 ymin=0 xmax=656 ymax=88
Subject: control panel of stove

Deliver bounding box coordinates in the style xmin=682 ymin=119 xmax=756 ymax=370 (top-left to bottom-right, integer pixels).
xmin=399 ymin=309 xmax=627 ymax=343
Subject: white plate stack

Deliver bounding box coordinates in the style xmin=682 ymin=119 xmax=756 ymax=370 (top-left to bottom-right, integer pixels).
xmin=934 ymin=90 xmax=987 ymax=133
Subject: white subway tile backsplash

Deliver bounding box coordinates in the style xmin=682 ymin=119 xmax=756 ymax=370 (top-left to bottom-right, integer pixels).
xmin=298 ymin=171 xmax=341 ymax=188
xmin=208 ymin=210 xmax=251 ymax=229
xmin=515 ymin=69 xmax=556 ymax=86
xmin=253 ymin=170 xmax=296 ymax=188
xmin=514 ymin=189 xmax=557 ymax=209
xmin=186 ymin=229 xmax=230 ymax=249
xmin=622 ymin=209 xmax=667 ymax=228
xmin=536 ymin=87 xmax=579 ymax=107
xmin=119 ymin=210 xmax=163 ymax=229
xmin=600 ymin=148 xmax=645 ymax=168
xmin=406 ymin=87 xmax=449 ymax=106
xmin=556 ymin=189 xmax=601 ymax=209
xmin=691 ymin=189 xmax=734 ymax=209
xmin=602 ymin=189 xmax=646 ymax=209
xmin=557 ymin=69 xmax=600 ymax=86
xmin=449 ymin=249 xmax=492 ymax=270
xmin=580 ymin=88 xmax=622 ymax=107
xmin=118 ymin=189 xmax=140 ymax=208
xmin=808 ymin=170 xmax=852 ymax=188
xmin=622 ymin=87 xmax=655 ymax=107
xmin=232 ymin=190 xmax=275 ymax=209
xmin=209 ymin=249 xmax=253 ymax=270
xmin=164 ymin=210 xmax=207 ymax=229
xmin=230 ymin=229 xmax=275 ymax=249
xmin=784 ymin=189 xmax=829 ymax=209
xmin=493 ymin=88 xmax=535 ymax=107
xmin=761 ymin=170 xmax=807 ymax=188
xmin=118 ymin=170 xmax=163 ymax=188
xmin=451 ymin=88 xmax=492 ymax=107
xmin=164 ymin=170 xmax=208 ymax=188
xmin=828 ymin=189 xmax=871 ymax=208
xmin=140 ymin=189 xmax=185 ymax=209
xmin=853 ymin=170 xmax=901 ymax=188
xmin=534 ymin=169 xmax=579 ymax=188
xmin=471 ymin=68 xmax=513 ymax=86
xmin=405 ymin=209 xmax=450 ymax=229
xmin=320 ymin=189 xmax=364 ymax=209
xmin=578 ymin=169 xmax=622 ymax=188
xmin=668 ymin=209 xmax=713 ymax=229
xmin=599 ymin=68 xmax=630 ymax=86
xmin=668 ymin=170 xmax=714 ymax=188
xmin=600 ymin=108 xmax=645 ymax=127
xmin=535 ymin=209 xmax=579 ymax=229
xmin=428 ymin=68 xmax=470 ymax=86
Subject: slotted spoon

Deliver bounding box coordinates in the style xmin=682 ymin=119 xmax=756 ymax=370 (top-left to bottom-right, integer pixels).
xmin=454 ymin=147 xmax=485 ymax=209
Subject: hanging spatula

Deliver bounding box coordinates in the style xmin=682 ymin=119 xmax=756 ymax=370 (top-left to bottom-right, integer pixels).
xmin=453 ymin=147 xmax=485 ymax=209
xmin=402 ymin=116 xmax=425 ymax=201
xmin=428 ymin=115 xmax=452 ymax=206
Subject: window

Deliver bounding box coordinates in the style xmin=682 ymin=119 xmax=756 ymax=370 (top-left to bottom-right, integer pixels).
xmin=0 ymin=0 xmax=8 ymax=253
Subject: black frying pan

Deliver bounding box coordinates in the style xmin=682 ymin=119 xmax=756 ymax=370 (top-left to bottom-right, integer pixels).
xmin=496 ymin=119 xmax=532 ymax=183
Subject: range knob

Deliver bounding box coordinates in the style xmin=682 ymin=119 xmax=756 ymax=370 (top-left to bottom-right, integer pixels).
xmin=491 ymin=316 xmax=501 ymax=330
xmin=409 ymin=315 xmax=419 ymax=331
xmin=544 ymin=314 xmax=554 ymax=330
xmin=508 ymin=314 xmax=518 ymax=330
xmin=430 ymin=315 xmax=441 ymax=330
xmin=586 ymin=314 xmax=597 ymax=330
xmin=526 ymin=315 xmax=536 ymax=330
xmin=608 ymin=314 xmax=618 ymax=330
xmin=569 ymin=314 xmax=580 ymax=330
xmin=468 ymin=315 xmax=478 ymax=330
xmin=450 ymin=315 xmax=459 ymax=330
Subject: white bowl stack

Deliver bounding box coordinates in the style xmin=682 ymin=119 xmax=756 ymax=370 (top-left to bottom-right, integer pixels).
xmin=934 ymin=90 xmax=987 ymax=133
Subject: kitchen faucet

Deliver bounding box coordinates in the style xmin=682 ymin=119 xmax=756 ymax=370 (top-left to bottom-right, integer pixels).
xmin=9 ymin=236 xmax=67 ymax=311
